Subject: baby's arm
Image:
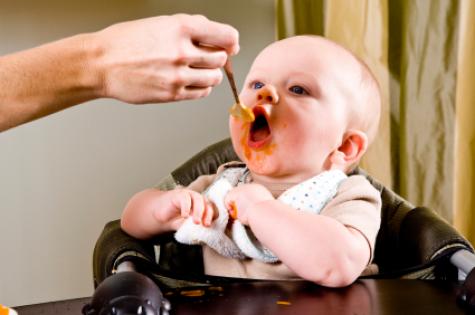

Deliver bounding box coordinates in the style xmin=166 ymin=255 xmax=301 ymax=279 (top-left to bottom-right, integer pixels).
xmin=121 ymin=188 xmax=215 ymax=239
xmin=250 ymin=202 xmax=368 ymax=287
xmin=226 ymin=184 xmax=372 ymax=287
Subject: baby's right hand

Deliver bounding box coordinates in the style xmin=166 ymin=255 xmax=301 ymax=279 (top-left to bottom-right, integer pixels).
xmin=167 ymin=188 xmax=217 ymax=227
xmin=121 ymin=187 xmax=218 ymax=239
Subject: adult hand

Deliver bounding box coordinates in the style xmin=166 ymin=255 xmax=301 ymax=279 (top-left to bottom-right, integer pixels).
xmin=95 ymin=14 xmax=240 ymax=103
xmin=0 ymin=14 xmax=239 ymax=131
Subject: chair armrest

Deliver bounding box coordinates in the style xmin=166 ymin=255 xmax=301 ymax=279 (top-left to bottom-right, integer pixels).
xmin=92 ymin=220 xmax=157 ymax=287
xmin=399 ymin=207 xmax=473 ymax=269
xmin=92 ymin=219 xmax=204 ymax=288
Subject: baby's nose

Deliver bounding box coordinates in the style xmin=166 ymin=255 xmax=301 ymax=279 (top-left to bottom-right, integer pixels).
xmin=256 ymin=86 xmax=279 ymax=104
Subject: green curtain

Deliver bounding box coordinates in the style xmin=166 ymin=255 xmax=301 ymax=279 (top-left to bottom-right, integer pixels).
xmin=276 ymin=0 xmax=325 ymax=38
xmin=454 ymin=0 xmax=475 ymax=246
xmin=276 ymin=0 xmax=466 ymax=230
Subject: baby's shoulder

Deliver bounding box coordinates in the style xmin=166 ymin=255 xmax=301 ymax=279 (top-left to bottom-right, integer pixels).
xmin=342 ymin=174 xmax=377 ymax=189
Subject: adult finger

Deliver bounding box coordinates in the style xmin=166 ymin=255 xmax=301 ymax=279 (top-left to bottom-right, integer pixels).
xmin=189 ymin=15 xmax=240 ymax=55
xmin=175 ymin=86 xmax=212 ymax=101
xmin=188 ymin=47 xmax=227 ymax=69
xmin=183 ymin=67 xmax=223 ymax=88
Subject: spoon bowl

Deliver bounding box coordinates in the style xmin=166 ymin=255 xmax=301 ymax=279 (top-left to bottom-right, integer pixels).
xmin=224 ymin=59 xmax=255 ymax=122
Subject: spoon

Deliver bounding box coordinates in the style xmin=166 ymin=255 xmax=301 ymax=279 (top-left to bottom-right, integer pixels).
xmin=224 ymin=59 xmax=255 ymax=122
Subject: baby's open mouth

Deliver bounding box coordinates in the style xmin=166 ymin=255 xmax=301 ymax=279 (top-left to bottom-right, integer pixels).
xmin=248 ymin=106 xmax=272 ymax=148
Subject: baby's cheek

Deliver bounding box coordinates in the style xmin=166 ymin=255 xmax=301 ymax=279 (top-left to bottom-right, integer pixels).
xmin=229 ymin=115 xmax=245 ymax=130
xmin=229 ymin=118 xmax=246 ymax=142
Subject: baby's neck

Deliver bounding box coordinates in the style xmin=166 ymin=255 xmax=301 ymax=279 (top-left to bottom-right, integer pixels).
xmin=249 ymin=172 xmax=307 ymax=198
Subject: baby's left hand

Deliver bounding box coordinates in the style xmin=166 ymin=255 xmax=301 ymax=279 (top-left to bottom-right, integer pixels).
xmin=224 ymin=183 xmax=274 ymax=225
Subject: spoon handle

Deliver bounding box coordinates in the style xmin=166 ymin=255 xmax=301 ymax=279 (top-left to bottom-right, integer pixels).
xmin=224 ymin=59 xmax=240 ymax=104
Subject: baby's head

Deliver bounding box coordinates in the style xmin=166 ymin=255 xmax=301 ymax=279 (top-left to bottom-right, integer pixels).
xmin=229 ymin=35 xmax=381 ymax=183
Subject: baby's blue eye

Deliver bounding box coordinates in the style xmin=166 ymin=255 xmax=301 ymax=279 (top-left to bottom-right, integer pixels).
xmin=289 ymin=85 xmax=307 ymax=95
xmin=252 ymin=82 xmax=264 ymax=89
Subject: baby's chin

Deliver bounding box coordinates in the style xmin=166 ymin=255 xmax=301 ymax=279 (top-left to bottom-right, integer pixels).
xmin=242 ymin=155 xmax=274 ymax=174
xmin=250 ymin=163 xmax=326 ymax=183
xmin=245 ymin=159 xmax=292 ymax=179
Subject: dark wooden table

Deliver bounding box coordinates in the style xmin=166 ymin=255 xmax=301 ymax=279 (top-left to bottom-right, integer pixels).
xmin=14 ymin=279 xmax=470 ymax=314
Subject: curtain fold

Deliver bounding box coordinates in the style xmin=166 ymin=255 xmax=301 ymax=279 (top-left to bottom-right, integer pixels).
xmin=276 ymin=0 xmax=325 ymax=39
xmin=394 ymin=0 xmax=459 ymax=222
xmin=324 ymin=0 xmax=392 ymax=189
xmin=276 ymin=0 xmax=470 ymax=240
xmin=454 ymin=0 xmax=475 ymax=245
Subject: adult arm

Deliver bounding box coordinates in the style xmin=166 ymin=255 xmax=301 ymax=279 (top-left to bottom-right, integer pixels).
xmin=0 ymin=14 xmax=239 ymax=132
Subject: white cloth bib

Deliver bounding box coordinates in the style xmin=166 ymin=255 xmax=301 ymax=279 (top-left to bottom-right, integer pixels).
xmin=175 ymin=167 xmax=347 ymax=262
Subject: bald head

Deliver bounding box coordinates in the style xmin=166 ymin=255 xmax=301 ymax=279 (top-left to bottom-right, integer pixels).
xmin=354 ymin=57 xmax=381 ymax=144
xmin=317 ymin=35 xmax=380 ymax=144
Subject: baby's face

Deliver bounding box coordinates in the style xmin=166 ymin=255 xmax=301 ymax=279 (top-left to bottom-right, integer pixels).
xmin=229 ymin=36 xmax=362 ymax=182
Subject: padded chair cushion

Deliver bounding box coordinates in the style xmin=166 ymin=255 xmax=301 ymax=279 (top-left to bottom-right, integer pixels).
xmin=171 ymin=138 xmax=239 ymax=187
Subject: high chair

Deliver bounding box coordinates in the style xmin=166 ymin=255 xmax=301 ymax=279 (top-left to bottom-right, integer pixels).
xmin=84 ymin=138 xmax=475 ymax=315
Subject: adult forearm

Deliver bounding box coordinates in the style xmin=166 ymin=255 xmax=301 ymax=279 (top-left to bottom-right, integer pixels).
xmin=0 ymin=15 xmax=239 ymax=132
xmin=0 ymin=33 xmax=104 ymax=131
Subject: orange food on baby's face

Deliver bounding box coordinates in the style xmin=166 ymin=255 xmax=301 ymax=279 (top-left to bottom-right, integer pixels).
xmin=239 ymin=123 xmax=277 ymax=164
xmin=240 ymin=128 xmax=253 ymax=161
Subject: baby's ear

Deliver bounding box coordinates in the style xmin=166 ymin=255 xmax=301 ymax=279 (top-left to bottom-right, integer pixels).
xmin=329 ymin=130 xmax=368 ymax=171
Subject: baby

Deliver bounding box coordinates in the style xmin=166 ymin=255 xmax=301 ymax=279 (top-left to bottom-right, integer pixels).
xmin=121 ymin=35 xmax=382 ymax=287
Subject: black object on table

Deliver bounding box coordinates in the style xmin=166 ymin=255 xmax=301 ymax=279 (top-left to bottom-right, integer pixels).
xmin=14 ymin=279 xmax=470 ymax=315
xmin=82 ymin=271 xmax=170 ymax=315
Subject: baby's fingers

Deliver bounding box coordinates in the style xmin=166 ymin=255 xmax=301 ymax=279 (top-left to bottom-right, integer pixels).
xmin=203 ymin=201 xmax=218 ymax=226
xmin=189 ymin=191 xmax=206 ymax=225
xmin=174 ymin=190 xmax=214 ymax=226
xmin=175 ymin=190 xmax=192 ymax=217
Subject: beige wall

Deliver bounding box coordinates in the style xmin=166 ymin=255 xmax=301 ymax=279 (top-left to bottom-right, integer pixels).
xmin=0 ymin=0 xmax=275 ymax=306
